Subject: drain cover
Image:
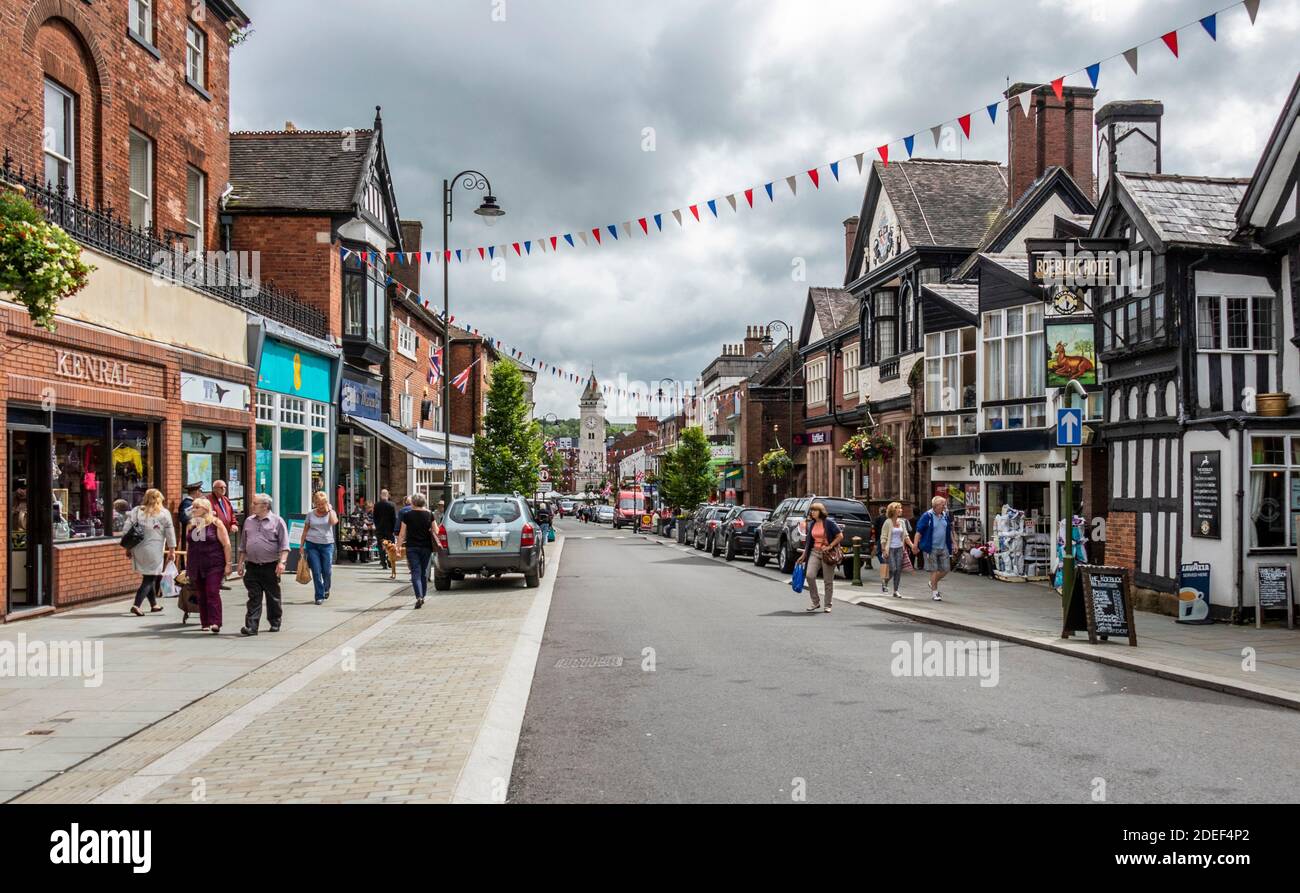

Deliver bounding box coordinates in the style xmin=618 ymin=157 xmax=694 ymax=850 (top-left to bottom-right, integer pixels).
xmin=554 ymin=655 xmax=624 ymax=669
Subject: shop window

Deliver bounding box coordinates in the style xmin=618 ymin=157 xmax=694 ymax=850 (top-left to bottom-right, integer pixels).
xmin=1251 ymin=435 xmax=1296 ymax=548
xmin=255 ymin=424 xmax=274 ymax=497
xmin=51 ymin=414 xmax=156 ymax=541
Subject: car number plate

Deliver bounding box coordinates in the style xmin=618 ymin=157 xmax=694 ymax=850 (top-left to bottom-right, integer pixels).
xmin=470 ymin=537 xmax=500 ymax=548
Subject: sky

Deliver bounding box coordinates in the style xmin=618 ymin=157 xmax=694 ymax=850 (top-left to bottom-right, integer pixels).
xmin=229 ymin=0 xmax=1300 ymax=420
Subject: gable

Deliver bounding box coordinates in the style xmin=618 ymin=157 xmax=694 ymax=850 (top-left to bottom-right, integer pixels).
xmin=860 ymin=187 xmax=908 ymax=278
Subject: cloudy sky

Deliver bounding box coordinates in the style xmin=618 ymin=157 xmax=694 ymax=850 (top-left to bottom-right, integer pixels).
xmin=230 ymin=0 xmax=1300 ymax=419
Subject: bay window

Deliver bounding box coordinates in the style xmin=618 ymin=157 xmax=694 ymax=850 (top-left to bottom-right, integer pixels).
xmin=924 ymin=327 xmax=977 ymax=437
xmin=1250 ymin=436 xmax=1299 ymax=548
xmin=341 ymin=249 xmax=390 ymax=349
xmin=982 ymin=304 xmax=1047 ymax=431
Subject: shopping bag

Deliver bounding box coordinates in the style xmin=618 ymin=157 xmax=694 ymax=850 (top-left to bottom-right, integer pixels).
xmin=791 ymin=562 xmax=806 ymax=593
xmin=296 ymin=555 xmax=312 ymax=586
xmin=902 ymin=547 xmax=915 ymax=571
xmin=546 ymin=527 xmax=556 ymax=542
xmin=160 ymin=560 xmax=178 ymax=598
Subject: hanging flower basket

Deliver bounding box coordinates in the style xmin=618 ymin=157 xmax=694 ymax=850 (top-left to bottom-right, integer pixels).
xmin=840 ymin=430 xmax=896 ymax=465
xmin=758 ymin=447 xmax=793 ymax=480
xmin=0 ymin=187 xmax=93 ymax=331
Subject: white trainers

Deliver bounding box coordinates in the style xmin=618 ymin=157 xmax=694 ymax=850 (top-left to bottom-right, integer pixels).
xmin=931 ymin=591 xmax=943 ymax=602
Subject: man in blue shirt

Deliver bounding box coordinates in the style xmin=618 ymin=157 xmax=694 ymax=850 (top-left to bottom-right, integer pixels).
xmin=913 ymin=495 xmax=955 ymax=602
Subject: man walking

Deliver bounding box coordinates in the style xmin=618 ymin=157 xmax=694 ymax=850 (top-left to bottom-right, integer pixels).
xmin=913 ymin=495 xmax=955 ymax=602
xmin=179 ymin=482 xmax=203 ymax=531
xmin=373 ymin=488 xmax=397 ymax=570
xmin=237 ymin=493 xmax=289 ymax=636
xmin=210 ymin=480 xmax=240 ymax=576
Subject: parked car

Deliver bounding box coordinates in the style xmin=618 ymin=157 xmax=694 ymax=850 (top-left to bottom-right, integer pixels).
xmin=680 ymin=503 xmax=712 ymax=544
xmin=434 ymin=494 xmax=545 ymax=590
xmin=754 ymin=496 xmax=873 ymax=577
xmin=713 ymin=506 xmax=770 ymax=560
xmin=594 ymin=505 xmax=615 ymax=524
xmin=692 ymin=505 xmax=731 ymax=552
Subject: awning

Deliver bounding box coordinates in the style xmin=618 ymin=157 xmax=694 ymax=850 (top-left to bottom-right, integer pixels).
xmin=344 ymin=414 xmax=447 ymax=466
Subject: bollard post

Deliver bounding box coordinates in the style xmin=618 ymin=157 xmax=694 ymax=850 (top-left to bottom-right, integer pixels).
xmin=851 ymin=536 xmax=863 ymax=587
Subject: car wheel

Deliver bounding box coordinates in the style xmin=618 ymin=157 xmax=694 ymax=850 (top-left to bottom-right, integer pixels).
xmin=694 ymin=532 xmax=704 ymax=551
xmin=753 ymin=541 xmax=768 ymax=567
xmin=710 ymin=535 xmax=720 ymax=557
xmin=433 ymin=574 xmax=451 ymax=592
xmin=725 ymin=539 xmax=737 ymax=561
xmin=524 ymin=567 xmax=540 ymax=588
xmin=778 ymin=540 xmax=794 ymax=574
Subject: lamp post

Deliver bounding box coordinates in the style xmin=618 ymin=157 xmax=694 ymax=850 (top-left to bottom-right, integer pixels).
xmin=442 ymin=170 xmax=504 ymax=508
xmin=1060 ymin=377 xmax=1088 ymax=629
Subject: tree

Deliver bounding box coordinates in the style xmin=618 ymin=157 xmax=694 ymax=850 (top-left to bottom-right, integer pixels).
xmin=662 ymin=426 xmax=714 ymax=510
xmin=473 ymin=361 xmax=542 ymax=494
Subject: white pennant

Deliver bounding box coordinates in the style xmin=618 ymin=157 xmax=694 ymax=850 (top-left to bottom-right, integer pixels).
xmin=578 ymin=231 xmax=589 ymax=246
xmin=786 ymin=175 xmax=797 ymax=196
xmin=1123 ymin=46 xmax=1138 ymax=75
xmin=1244 ymin=0 xmax=1260 ymax=23
xmin=931 ymin=125 xmax=943 ymax=148
xmin=855 ymin=152 xmax=864 ymax=174
xmin=1018 ymin=90 xmax=1033 ymax=116
xmin=623 ymin=221 xmax=632 ymax=238
xmin=672 ymin=209 xmax=683 ymax=227
xmin=725 ymin=194 xmax=737 ymax=212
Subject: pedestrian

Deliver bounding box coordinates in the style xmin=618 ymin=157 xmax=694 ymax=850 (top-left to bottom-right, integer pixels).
xmin=913 ymin=495 xmax=956 ymax=602
xmin=795 ymin=501 xmax=843 ymax=614
xmin=396 ymin=492 xmax=435 ymax=609
xmin=237 ymin=493 xmax=289 ymax=636
xmin=303 ymin=490 xmax=339 ymax=605
xmin=434 ymin=499 xmax=446 ymax=525
xmin=209 ymin=480 xmax=239 ymax=576
xmin=185 ymin=497 xmax=232 ymax=634
xmin=373 ymin=488 xmax=397 ymax=570
xmin=178 ymin=481 xmax=203 ymax=531
xmin=880 ymin=501 xmax=915 ymax=598
xmin=534 ymin=500 xmax=553 ymax=541
xmin=126 ymin=488 xmax=175 ymax=616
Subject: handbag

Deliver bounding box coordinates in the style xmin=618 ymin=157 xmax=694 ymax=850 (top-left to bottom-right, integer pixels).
xmin=823 ymin=544 xmax=844 ymax=566
xmin=296 ymin=555 xmax=312 ymax=586
xmin=119 ymin=510 xmax=145 ymax=552
xmin=902 ymin=546 xmax=915 ymax=571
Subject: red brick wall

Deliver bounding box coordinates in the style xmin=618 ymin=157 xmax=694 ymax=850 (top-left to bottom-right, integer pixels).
xmin=0 ymin=0 xmax=239 ymax=249
xmin=227 ymin=214 xmax=341 ymax=339
xmin=1107 ymin=510 xmax=1136 ymax=572
xmin=1006 ymin=84 xmax=1096 ymax=206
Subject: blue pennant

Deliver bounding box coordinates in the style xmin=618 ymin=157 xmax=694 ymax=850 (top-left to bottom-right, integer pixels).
xmin=830 ymin=161 xmax=840 ymax=181
xmin=564 ymin=233 xmax=575 ymax=247
xmin=654 ymin=213 xmax=662 ymax=231
xmin=455 ymin=249 xmax=462 ymax=262
xmin=488 ymin=246 xmax=495 ymax=259
xmin=524 ymin=240 xmax=531 ymax=254
xmin=608 ymin=224 xmax=618 ymax=239
xmin=987 ymin=103 xmax=998 ymax=124
xmin=1200 ymin=14 xmax=1216 ymax=40
xmin=904 ymin=134 xmax=915 ymax=158
xmin=765 ymin=182 xmax=774 ymax=201
xmin=707 ymin=199 xmax=717 ymax=217
xmin=1086 ymin=62 xmax=1101 ymax=87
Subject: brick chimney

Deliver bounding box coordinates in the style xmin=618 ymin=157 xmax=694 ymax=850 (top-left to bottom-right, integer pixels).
xmin=1005 ymin=82 xmax=1097 ymax=207
xmin=843 ymin=216 xmax=859 ymax=274
xmin=1095 ymin=100 xmax=1163 ymax=198
xmin=391 ymin=220 xmax=422 ymax=297
xmin=743 ymin=325 xmax=767 ymax=357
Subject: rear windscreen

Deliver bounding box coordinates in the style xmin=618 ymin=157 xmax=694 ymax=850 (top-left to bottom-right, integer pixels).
xmin=822 ymin=500 xmax=870 ymax=520
xmin=450 ymin=500 xmax=521 ymax=523
xmin=740 ymin=510 xmax=768 ymax=522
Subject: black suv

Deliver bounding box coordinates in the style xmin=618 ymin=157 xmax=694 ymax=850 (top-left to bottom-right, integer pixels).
xmin=692 ymin=505 xmax=731 ymax=552
xmin=754 ymin=496 xmax=874 ymax=577
xmin=712 ymin=505 xmax=770 ymax=560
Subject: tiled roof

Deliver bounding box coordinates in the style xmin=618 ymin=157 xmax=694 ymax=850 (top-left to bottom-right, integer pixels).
xmin=228 ymin=130 xmax=374 ymax=212
xmin=750 ymin=339 xmax=797 ymax=385
xmin=982 ymin=253 xmax=1030 ymax=282
xmin=1117 ymin=172 xmax=1254 ymax=249
xmin=922 ymin=283 xmax=979 ymax=315
xmin=874 ymin=159 xmax=1008 ymax=248
xmin=808 ymin=286 xmax=857 ymax=335
xmin=581 ymin=373 xmax=601 ymax=401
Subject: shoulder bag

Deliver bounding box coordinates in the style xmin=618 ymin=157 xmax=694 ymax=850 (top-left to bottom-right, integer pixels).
xmin=120 ymin=509 xmax=145 ymax=552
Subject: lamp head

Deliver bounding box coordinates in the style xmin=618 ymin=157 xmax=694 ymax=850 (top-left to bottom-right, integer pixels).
xmin=475 ymin=195 xmax=505 ymax=226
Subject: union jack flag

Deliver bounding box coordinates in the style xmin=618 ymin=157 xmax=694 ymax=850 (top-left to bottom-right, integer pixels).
xmin=452 ymin=365 xmax=472 ymax=394
xmin=427 ymin=347 xmax=443 ymax=385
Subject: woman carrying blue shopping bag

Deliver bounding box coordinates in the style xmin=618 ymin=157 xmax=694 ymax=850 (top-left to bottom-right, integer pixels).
xmin=795 ymin=502 xmax=844 ymax=613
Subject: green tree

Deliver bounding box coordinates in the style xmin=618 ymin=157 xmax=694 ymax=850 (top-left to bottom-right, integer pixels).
xmin=473 ymin=361 xmax=542 ymax=494
xmin=662 ymin=427 xmax=713 ymax=510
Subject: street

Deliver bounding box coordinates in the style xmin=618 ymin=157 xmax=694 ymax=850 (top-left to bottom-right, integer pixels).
xmin=511 ymin=520 xmax=1300 ymax=803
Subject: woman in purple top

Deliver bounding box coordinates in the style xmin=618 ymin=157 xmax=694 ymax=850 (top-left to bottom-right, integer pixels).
xmin=186 ymin=497 xmax=232 ymax=634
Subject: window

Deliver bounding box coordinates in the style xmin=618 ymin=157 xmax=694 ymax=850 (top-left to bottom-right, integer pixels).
xmin=186 ymin=22 xmax=206 ymax=89
xmin=341 ymin=252 xmax=389 ymax=346
xmin=256 ymin=391 xmax=275 ymax=422
xmin=1198 ymin=294 xmax=1276 ymax=351
xmin=185 ymin=167 xmax=205 ymax=251
xmin=128 ymin=129 xmax=153 ymax=231
xmin=130 ymin=0 xmax=153 ymax=43
xmin=982 ymin=305 xmax=1047 ymax=432
xmin=397 ymin=321 xmax=417 ymax=359
xmin=924 ymin=328 xmax=977 ymax=437
xmin=311 ymin=401 xmax=329 ymax=431
xmin=1250 ymin=436 xmax=1300 ymax=548
xmin=279 ymin=396 xmax=307 ymax=427
xmin=805 ymin=357 xmax=827 ymax=405
xmin=49 ymin=413 xmax=156 ymax=541
xmin=400 ymin=393 xmax=414 ymax=429
xmin=874 ymin=291 xmax=897 ymax=361
xmin=842 ymin=343 xmax=859 ymax=396
xmin=838 ymin=466 xmax=856 ymax=499
xmin=43 ymin=80 xmax=75 ymax=195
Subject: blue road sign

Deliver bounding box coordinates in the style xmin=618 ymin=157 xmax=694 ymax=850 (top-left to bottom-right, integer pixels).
xmin=1056 ymin=407 xmax=1083 ymax=447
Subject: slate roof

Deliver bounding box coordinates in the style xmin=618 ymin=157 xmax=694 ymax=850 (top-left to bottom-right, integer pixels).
xmin=228 ymin=130 xmax=376 ymax=213
xmin=922 ymin=283 xmax=979 ymax=315
xmin=808 ymin=286 xmax=857 ymax=335
xmin=874 ymin=159 xmax=1008 ymax=248
xmin=749 ymin=339 xmax=797 ymax=386
xmin=1116 ymin=172 xmax=1255 ymax=249
xmin=981 ymin=253 xmax=1030 ymax=282
xmin=580 ymin=373 xmax=602 ymax=402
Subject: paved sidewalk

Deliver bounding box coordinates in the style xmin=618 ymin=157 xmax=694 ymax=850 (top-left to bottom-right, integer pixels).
xmin=846 ymin=568 xmax=1300 ymax=710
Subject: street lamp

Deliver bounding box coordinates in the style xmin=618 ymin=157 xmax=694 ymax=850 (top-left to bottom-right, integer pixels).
xmin=442 ymin=170 xmax=504 ymax=507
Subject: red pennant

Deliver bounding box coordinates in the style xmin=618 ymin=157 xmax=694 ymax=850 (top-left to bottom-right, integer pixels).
xmin=638 ymin=217 xmax=648 ymax=234
xmin=444 ymin=250 xmax=451 ymax=263
xmin=477 ymin=247 xmax=485 ymax=260
xmin=592 ymin=228 xmax=602 ymax=244
xmin=388 ymin=252 xmax=397 ymax=264
xmin=807 ymin=168 xmax=820 ymax=188
xmin=957 ymin=114 xmax=972 ymax=138
xmin=550 ymin=236 xmax=558 ymax=251
xmin=512 ymin=242 xmax=521 ymax=256
xmin=1161 ymin=30 xmax=1178 ymax=57
xmin=744 ymin=188 xmax=754 ymax=207
xmin=689 ymin=204 xmax=700 ymax=221
xmin=1051 ymin=77 xmax=1064 ymax=100
xmin=877 ymin=145 xmax=889 ymax=167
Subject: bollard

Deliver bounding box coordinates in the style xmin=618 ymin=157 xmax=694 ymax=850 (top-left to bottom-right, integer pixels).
xmin=851 ymin=536 xmax=863 ymax=587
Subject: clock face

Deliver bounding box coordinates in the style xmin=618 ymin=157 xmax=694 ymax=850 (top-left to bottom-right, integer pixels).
xmin=585 ymin=416 xmax=598 ymax=429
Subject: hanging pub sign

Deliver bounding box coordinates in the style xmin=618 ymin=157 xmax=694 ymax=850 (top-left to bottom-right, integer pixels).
xmin=1189 ymin=450 xmax=1221 ymax=539
xmin=1062 ymin=564 xmax=1137 ymax=646
xmin=1255 ymin=565 xmax=1295 ymax=630
xmin=1044 ymin=318 xmax=1098 ymax=389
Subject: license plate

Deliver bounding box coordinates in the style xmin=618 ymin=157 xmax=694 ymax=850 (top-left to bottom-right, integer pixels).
xmin=470 ymin=538 xmax=499 ymax=548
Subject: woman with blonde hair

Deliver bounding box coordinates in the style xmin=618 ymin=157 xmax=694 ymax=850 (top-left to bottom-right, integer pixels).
xmin=880 ymin=501 xmax=915 ymax=598
xmin=302 ymin=490 xmax=339 ymax=605
xmin=127 ymin=488 xmax=175 ymax=616
xmin=186 ymin=496 xmax=231 ymax=633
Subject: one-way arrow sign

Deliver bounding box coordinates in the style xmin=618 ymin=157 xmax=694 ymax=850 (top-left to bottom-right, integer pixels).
xmin=1056 ymin=407 xmax=1083 ymax=447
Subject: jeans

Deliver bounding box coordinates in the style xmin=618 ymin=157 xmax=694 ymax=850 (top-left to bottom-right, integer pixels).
xmin=133 ymin=575 xmax=160 ymax=608
xmin=887 ymin=546 xmax=906 ymax=593
xmin=406 ymin=547 xmax=432 ymax=600
xmin=303 ymin=540 xmax=333 ymax=600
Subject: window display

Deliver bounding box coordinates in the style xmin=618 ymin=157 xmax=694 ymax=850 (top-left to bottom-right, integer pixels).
xmin=50 ymin=413 xmax=156 ymax=541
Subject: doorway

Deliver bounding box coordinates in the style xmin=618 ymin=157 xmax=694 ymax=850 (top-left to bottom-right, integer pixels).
xmin=7 ymin=426 xmax=53 ymax=611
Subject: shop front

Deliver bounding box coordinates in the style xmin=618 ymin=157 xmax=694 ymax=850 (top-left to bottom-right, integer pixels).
xmin=180 ymin=370 xmax=254 ymax=514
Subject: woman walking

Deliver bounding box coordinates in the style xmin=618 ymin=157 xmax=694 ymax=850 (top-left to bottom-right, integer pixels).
xmin=796 ymin=501 xmax=843 ymax=613
xmin=303 ymin=491 xmax=338 ymax=605
xmin=880 ymin=502 xmax=915 ymax=597
xmin=185 ymin=497 xmax=231 ymax=634
xmin=127 ymin=489 xmax=176 ymax=616
xmin=396 ymin=493 xmax=435 ymax=609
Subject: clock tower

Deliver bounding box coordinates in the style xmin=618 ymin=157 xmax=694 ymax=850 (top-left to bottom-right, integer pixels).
xmin=577 ymin=373 xmax=606 ymax=493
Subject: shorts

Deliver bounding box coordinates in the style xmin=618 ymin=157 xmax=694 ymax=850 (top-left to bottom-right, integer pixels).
xmin=926 ymin=549 xmax=951 ymax=572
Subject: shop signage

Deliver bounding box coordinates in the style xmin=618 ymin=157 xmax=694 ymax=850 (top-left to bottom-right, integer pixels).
xmin=181 ymin=374 xmax=249 ymax=411
xmin=451 ymin=445 xmax=472 ymax=472
xmin=1176 ymin=562 xmax=1213 ymax=625
xmin=968 ymin=457 xmax=1025 ymax=477
xmin=341 ymin=376 xmax=382 ymax=421
xmin=257 ymin=339 xmax=333 ymax=403
xmin=1256 ymin=565 xmax=1295 ymax=630
xmin=1189 ymin=450 xmax=1221 ymax=539
xmin=710 ymin=445 xmax=734 ymax=461
xmin=54 ymin=350 xmax=133 ymax=388
xmin=1063 ymin=564 xmax=1137 ymax=646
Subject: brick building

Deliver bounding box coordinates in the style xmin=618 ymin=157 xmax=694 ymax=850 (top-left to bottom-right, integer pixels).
xmin=796 ymin=287 xmax=863 ymax=501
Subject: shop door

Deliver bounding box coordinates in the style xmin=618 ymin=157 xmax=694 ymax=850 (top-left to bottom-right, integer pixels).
xmin=7 ymin=428 xmax=53 ymax=610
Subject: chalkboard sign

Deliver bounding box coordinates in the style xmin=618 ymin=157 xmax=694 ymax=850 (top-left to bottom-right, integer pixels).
xmin=1062 ymin=564 xmax=1137 ymax=645
xmin=1255 ymin=564 xmax=1295 ymax=630
xmin=1189 ymin=451 xmax=1221 ymax=539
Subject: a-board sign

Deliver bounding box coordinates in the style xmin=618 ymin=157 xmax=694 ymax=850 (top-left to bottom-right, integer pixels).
xmin=1256 ymin=564 xmax=1295 ymax=630
xmin=1062 ymin=564 xmax=1137 ymax=646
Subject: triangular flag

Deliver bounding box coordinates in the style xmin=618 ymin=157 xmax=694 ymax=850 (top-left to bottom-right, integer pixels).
xmin=638 ymin=217 xmax=648 ymax=234
xmin=1086 ymin=63 xmax=1100 ymax=88
xmin=744 ymin=188 xmax=754 ymax=207
xmin=456 ymin=249 xmax=462 ymax=262
xmin=593 ymin=228 xmax=602 ymax=244
xmin=1200 ymin=14 xmax=1216 ymax=39
xmin=725 ymin=194 xmax=737 ymax=212
xmin=986 ymin=102 xmax=998 ymax=123
xmin=1245 ymin=0 xmax=1260 ymax=24
xmin=425 ymin=251 xmax=433 ymax=264
xmin=672 ymin=209 xmax=683 ymax=226
xmin=524 ymin=240 xmax=532 ymax=255
xmin=1018 ymin=91 xmax=1032 ymax=116
xmin=931 ymin=125 xmax=943 ymax=148
xmin=607 ymin=224 xmax=618 ymax=240
xmin=578 ymin=231 xmax=588 ymax=246
xmin=622 ymin=221 xmax=631 ymax=238
xmin=854 ymin=152 xmax=864 ymax=174
xmin=829 ymin=161 xmax=840 ymax=182
xmin=339 ymin=247 xmax=350 ymax=262
xmin=512 ymin=242 xmax=521 ymax=256
xmin=786 ymin=175 xmax=797 ymax=196
xmin=488 ymin=246 xmax=495 ymax=259
xmin=877 ymin=144 xmax=889 ymax=167
xmin=653 ymin=213 xmax=662 ymax=231
xmin=550 ymin=236 xmax=559 ymax=251
xmin=564 ymin=233 xmax=575 ymax=247
xmin=904 ymin=135 xmax=915 ymax=158
xmin=765 ymin=182 xmax=774 ymax=201
xmin=689 ymin=204 xmax=700 ymax=221
xmin=445 ymin=250 xmax=451 ymax=263
xmin=478 ymin=247 xmax=486 ymax=260
xmin=1123 ymin=47 xmax=1138 ymax=74
xmin=807 ymin=168 xmax=820 ymax=188
xmin=1161 ymin=30 xmax=1178 ymax=57
xmin=1050 ymin=77 xmax=1064 ymax=101
xmin=707 ymin=199 xmax=718 ymax=217
xmin=957 ymin=114 xmax=972 ymax=139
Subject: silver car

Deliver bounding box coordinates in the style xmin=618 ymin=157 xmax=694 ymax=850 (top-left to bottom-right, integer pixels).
xmin=595 ymin=505 xmax=615 ymax=524
xmin=434 ymin=494 xmax=546 ymax=589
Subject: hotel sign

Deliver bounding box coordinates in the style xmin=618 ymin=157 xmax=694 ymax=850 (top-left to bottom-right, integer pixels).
xmin=55 ymin=350 xmax=134 ymax=388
